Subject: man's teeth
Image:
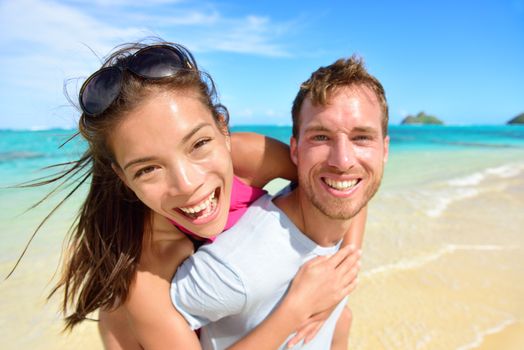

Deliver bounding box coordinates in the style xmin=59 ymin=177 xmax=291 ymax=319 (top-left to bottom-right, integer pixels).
xmin=324 ymin=178 xmax=358 ymax=190
xmin=179 ymin=191 xmax=216 ymax=215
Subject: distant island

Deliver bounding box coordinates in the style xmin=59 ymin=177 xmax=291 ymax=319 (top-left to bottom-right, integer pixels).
xmin=401 ymin=112 xmax=444 ymax=125
xmin=507 ymin=113 xmax=524 ymax=125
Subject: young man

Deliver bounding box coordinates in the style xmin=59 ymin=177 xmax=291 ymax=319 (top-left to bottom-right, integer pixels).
xmin=171 ymin=56 xmax=389 ymax=349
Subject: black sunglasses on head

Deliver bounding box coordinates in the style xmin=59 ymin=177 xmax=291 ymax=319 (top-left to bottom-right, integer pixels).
xmin=79 ymin=45 xmax=194 ymax=116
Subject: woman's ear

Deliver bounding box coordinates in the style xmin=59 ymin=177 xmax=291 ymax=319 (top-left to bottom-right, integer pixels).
xmin=217 ymin=114 xmax=229 ymax=135
xmin=225 ymin=133 xmax=231 ymax=152
xmin=216 ymin=114 xmax=231 ymax=151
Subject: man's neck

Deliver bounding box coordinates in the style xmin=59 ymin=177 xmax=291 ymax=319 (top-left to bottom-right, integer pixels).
xmin=273 ymin=187 xmax=351 ymax=247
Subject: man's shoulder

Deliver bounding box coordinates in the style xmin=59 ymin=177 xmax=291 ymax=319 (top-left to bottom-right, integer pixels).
xmin=194 ymin=194 xmax=293 ymax=263
xmin=220 ymin=193 xmax=282 ymax=233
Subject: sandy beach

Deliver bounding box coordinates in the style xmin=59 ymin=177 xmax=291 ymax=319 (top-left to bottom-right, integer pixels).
xmin=472 ymin=322 xmax=524 ymax=350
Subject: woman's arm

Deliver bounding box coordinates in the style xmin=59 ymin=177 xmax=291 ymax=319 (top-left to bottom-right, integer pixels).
xmin=99 ymin=308 xmax=142 ymax=350
xmin=124 ymin=268 xmax=201 ymax=350
xmin=100 ymin=234 xmax=202 ymax=350
xmin=99 ymin=273 xmax=201 ymax=350
xmin=231 ymin=132 xmax=297 ymax=188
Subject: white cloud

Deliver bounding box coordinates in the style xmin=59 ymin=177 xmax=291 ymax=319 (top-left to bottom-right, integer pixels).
xmin=0 ymin=0 xmax=145 ymax=53
xmin=67 ymin=0 xmax=186 ymax=7
xmin=203 ymin=15 xmax=291 ymax=56
xmin=0 ymin=0 xmax=297 ymax=127
xmin=0 ymin=0 xmax=292 ymax=79
xmin=236 ymin=108 xmax=255 ymax=118
xmin=265 ymin=109 xmax=276 ymax=117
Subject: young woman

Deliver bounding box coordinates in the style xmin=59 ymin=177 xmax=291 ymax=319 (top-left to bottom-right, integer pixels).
xmin=33 ymin=41 xmax=364 ymax=349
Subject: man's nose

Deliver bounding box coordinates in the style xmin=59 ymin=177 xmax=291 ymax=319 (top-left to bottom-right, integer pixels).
xmin=328 ymin=137 xmax=355 ymax=171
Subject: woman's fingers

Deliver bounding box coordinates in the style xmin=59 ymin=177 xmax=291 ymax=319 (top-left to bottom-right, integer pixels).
xmin=287 ymin=321 xmax=321 ymax=347
xmin=303 ymin=321 xmax=324 ymax=344
xmin=335 ymin=248 xmax=361 ymax=276
xmin=340 ymin=275 xmax=359 ymax=297
xmin=326 ymin=244 xmax=355 ymax=268
xmin=285 ymin=244 xmax=362 ymax=320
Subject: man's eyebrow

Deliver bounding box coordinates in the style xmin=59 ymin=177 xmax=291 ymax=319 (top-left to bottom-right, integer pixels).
xmin=304 ymin=125 xmax=331 ymax=133
xmin=304 ymin=125 xmax=379 ymax=134
xmin=353 ymin=126 xmax=379 ymax=134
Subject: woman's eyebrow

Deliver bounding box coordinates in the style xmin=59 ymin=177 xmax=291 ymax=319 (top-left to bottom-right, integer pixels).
xmin=124 ymin=156 xmax=157 ymax=170
xmin=182 ymin=122 xmax=212 ymax=144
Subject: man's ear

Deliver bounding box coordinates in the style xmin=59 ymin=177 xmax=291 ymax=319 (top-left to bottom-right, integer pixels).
xmin=290 ymin=136 xmax=298 ymax=166
xmin=383 ymin=135 xmax=390 ymax=163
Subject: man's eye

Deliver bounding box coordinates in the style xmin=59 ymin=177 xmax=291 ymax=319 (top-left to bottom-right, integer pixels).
xmin=353 ymin=135 xmax=372 ymax=142
xmin=312 ymin=135 xmax=329 ymax=141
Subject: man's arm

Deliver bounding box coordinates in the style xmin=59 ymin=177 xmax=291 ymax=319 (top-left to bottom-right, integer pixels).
xmin=341 ymin=206 xmax=367 ymax=249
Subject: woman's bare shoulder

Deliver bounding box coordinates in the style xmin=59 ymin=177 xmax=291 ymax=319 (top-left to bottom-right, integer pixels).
xmin=133 ymin=233 xmax=194 ymax=295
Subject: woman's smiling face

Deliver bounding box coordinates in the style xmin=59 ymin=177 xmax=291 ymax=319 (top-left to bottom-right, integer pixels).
xmin=111 ymin=90 xmax=233 ymax=238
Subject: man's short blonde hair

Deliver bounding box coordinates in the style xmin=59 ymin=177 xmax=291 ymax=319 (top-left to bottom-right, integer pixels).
xmin=291 ymin=56 xmax=389 ymax=138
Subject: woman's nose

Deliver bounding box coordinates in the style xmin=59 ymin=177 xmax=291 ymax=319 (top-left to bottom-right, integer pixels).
xmin=166 ymin=160 xmax=204 ymax=196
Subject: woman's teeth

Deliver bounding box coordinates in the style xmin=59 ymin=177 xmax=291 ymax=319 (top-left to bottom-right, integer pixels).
xmin=324 ymin=178 xmax=358 ymax=191
xmin=179 ymin=191 xmax=217 ymax=218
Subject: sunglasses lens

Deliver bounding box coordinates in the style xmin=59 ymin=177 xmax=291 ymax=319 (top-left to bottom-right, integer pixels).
xmin=129 ymin=46 xmax=187 ymax=78
xmin=81 ymin=67 xmax=122 ymax=116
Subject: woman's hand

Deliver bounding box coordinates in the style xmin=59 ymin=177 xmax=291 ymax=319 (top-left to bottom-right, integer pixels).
xmin=284 ymin=244 xmax=360 ymax=321
xmin=227 ymin=245 xmax=360 ymax=350
xmin=280 ymin=244 xmax=360 ymax=347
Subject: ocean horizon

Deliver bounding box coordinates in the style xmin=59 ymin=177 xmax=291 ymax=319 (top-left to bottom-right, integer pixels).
xmin=1 ymin=122 xmax=523 ymax=131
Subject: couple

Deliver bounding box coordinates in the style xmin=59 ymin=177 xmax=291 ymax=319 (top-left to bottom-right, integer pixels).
xmin=47 ymin=40 xmax=389 ymax=349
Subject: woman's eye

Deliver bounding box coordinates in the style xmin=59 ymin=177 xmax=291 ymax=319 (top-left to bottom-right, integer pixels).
xmin=135 ymin=166 xmax=156 ymax=179
xmin=194 ymin=137 xmax=212 ymax=149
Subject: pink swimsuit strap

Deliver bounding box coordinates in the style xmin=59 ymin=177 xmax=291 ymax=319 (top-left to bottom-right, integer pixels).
xmin=170 ymin=176 xmax=266 ymax=243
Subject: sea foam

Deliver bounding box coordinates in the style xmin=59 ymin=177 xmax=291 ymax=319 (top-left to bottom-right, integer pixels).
xmin=456 ymin=318 xmax=516 ymax=350
xmin=423 ymin=162 xmax=524 ymax=217
xmin=362 ymin=244 xmax=518 ymax=279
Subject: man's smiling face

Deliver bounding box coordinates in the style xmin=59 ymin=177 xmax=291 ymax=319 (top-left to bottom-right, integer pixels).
xmin=291 ymin=85 xmax=389 ymax=220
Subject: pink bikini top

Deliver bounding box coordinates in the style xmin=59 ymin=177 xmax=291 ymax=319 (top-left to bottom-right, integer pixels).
xmin=171 ymin=176 xmax=266 ymax=243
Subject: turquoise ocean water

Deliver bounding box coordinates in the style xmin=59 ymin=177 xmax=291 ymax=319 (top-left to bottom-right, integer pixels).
xmin=1 ymin=125 xmax=524 ymax=349
xmin=2 ymin=125 xmax=523 ymax=228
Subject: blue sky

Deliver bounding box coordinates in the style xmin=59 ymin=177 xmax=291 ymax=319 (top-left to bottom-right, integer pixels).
xmin=0 ymin=0 xmax=523 ymax=129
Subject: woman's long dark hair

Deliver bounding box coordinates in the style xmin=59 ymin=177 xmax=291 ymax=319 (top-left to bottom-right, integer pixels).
xmin=11 ymin=40 xmax=229 ymax=330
